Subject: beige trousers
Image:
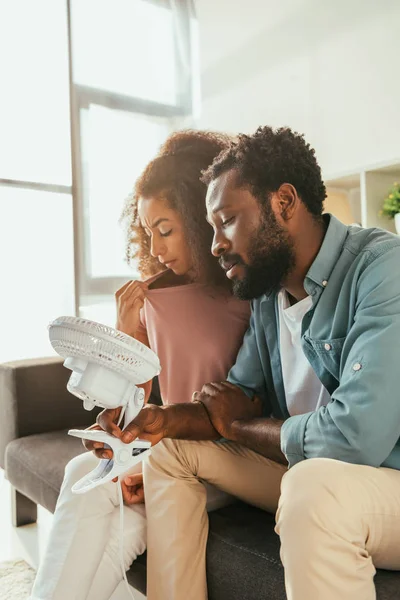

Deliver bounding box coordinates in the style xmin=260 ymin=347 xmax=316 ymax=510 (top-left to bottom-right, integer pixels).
xmin=143 ymin=438 xmax=400 ymax=600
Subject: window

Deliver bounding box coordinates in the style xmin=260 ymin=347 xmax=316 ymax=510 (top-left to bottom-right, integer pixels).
xmin=69 ymin=0 xmax=194 ymax=314
xmin=0 ymin=0 xmax=195 ymax=361
xmin=81 ymin=105 xmax=171 ymax=281
xmin=0 ymin=186 xmax=75 ymax=362
xmin=0 ymin=0 xmax=73 ymax=362
xmin=0 ymin=0 xmax=71 ymax=185
xmin=71 ymin=0 xmax=179 ymax=105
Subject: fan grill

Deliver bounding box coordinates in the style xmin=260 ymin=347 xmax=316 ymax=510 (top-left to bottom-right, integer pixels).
xmin=49 ymin=316 xmax=160 ymax=383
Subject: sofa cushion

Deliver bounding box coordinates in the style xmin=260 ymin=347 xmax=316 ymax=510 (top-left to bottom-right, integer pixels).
xmin=206 ymin=502 xmax=285 ymax=600
xmin=5 ymin=430 xmax=86 ymax=513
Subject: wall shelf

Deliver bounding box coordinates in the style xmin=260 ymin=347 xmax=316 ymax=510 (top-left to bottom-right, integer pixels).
xmin=324 ymin=159 xmax=400 ymax=234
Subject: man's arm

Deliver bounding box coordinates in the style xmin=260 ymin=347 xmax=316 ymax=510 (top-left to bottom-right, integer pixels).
xmin=97 ymin=401 xmax=220 ymax=447
xmin=162 ymin=402 xmax=220 ymax=440
xmin=209 ymin=309 xmax=287 ymax=463
xmin=192 ymin=381 xmax=287 ymax=465
xmin=282 ymin=247 xmax=400 ymax=468
xmin=226 ymin=309 xmax=271 ymax=409
xmin=229 ymin=418 xmax=287 ymax=465
xmin=97 ymin=307 xmax=272 ymax=448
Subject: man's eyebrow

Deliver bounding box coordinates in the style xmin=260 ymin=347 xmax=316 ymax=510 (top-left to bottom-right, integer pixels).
xmin=206 ymin=203 xmax=231 ymax=225
xmin=150 ymin=217 xmax=170 ymax=228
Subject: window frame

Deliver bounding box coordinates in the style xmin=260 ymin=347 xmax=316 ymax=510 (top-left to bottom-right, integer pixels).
xmin=67 ymin=0 xmax=195 ymax=311
xmin=1 ymin=0 xmax=195 ymax=317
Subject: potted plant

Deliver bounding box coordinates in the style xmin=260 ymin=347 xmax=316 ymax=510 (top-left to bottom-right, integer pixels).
xmin=381 ymin=182 xmax=400 ymax=234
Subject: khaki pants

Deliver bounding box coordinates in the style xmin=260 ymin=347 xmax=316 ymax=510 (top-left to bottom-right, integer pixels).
xmin=143 ymin=439 xmax=400 ymax=600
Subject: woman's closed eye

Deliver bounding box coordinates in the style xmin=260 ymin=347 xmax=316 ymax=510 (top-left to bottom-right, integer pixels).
xmin=160 ymin=229 xmax=173 ymax=237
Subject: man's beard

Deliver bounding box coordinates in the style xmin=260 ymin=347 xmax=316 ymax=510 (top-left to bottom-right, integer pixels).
xmin=230 ymin=209 xmax=295 ymax=301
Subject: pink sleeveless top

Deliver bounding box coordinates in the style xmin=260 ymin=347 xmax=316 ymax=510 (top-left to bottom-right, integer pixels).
xmin=137 ymin=273 xmax=250 ymax=405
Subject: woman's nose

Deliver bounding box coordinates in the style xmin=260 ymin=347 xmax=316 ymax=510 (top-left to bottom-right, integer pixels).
xmin=150 ymin=236 xmax=166 ymax=258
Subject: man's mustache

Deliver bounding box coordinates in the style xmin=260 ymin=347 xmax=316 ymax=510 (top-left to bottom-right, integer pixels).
xmin=218 ymin=254 xmax=244 ymax=271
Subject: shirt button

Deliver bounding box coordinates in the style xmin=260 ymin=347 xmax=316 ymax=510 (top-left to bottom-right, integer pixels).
xmin=324 ymin=343 xmax=331 ymax=351
xmin=322 ymin=280 xmax=328 ymax=287
xmin=352 ymin=362 xmax=362 ymax=371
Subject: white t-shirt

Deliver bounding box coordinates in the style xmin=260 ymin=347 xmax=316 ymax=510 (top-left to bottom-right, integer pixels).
xmin=278 ymin=289 xmax=331 ymax=416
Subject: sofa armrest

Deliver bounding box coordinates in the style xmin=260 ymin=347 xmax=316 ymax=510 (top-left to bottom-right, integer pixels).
xmin=0 ymin=357 xmax=98 ymax=468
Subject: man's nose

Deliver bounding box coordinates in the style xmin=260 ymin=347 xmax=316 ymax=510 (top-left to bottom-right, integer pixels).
xmin=211 ymin=231 xmax=230 ymax=257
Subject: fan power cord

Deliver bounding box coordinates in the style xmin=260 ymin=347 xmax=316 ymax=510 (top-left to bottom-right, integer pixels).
xmin=116 ymin=404 xmax=137 ymax=597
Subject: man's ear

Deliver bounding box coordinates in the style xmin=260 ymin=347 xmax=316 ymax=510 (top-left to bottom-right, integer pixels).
xmin=277 ymin=183 xmax=298 ymax=221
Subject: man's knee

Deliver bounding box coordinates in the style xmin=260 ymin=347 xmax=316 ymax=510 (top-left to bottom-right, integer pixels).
xmin=282 ymin=457 xmax=344 ymax=494
xmin=277 ymin=458 xmax=355 ymax=532
xmin=144 ymin=438 xmax=204 ymax=483
xmin=144 ymin=438 xmax=185 ymax=477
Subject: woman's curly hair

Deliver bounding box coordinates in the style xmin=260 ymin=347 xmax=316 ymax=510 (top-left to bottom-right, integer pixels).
xmin=122 ymin=129 xmax=231 ymax=285
xmin=202 ymin=126 xmax=326 ymax=217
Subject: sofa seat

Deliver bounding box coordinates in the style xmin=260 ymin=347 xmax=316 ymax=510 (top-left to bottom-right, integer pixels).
xmin=5 ymin=430 xmax=86 ymax=514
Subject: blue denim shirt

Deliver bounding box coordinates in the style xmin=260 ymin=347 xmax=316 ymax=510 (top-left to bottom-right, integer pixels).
xmin=228 ymin=215 xmax=400 ymax=469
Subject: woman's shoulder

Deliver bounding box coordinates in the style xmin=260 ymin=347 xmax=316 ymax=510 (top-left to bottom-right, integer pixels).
xmin=205 ymin=288 xmax=251 ymax=317
xmin=143 ymin=269 xmax=181 ymax=290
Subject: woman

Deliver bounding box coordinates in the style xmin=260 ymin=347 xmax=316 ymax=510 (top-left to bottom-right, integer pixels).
xmin=29 ymin=130 xmax=250 ymax=600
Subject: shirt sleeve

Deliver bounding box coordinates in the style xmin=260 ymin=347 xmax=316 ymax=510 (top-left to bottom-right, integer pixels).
xmin=227 ymin=308 xmax=271 ymax=415
xmin=281 ymin=246 xmax=400 ymax=468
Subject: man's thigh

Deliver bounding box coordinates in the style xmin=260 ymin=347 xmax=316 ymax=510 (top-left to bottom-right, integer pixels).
xmin=279 ymin=458 xmax=400 ymax=570
xmin=320 ymin=461 xmax=400 ymax=570
xmin=162 ymin=438 xmax=287 ymax=514
xmin=357 ymin=465 xmax=400 ymax=569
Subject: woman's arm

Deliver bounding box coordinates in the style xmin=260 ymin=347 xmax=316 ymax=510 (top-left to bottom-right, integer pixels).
xmin=115 ymin=280 xmax=148 ymax=337
xmin=135 ymin=328 xmax=153 ymax=403
xmin=115 ymin=280 xmax=153 ymax=403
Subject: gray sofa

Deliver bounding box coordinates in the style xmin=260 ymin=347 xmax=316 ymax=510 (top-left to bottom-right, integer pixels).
xmin=1 ymin=357 xmax=399 ymax=599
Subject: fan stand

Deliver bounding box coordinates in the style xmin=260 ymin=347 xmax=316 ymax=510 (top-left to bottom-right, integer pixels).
xmin=67 ymin=429 xmax=151 ymax=493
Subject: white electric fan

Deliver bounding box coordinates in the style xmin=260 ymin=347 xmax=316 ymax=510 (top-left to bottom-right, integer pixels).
xmin=48 ymin=316 xmax=161 ymax=493
xmin=49 ymin=316 xmax=161 ymax=599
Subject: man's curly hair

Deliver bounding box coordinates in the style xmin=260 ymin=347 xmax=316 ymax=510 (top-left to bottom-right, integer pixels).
xmin=201 ymin=126 xmax=326 ymax=217
xmin=122 ymin=130 xmax=230 ymax=284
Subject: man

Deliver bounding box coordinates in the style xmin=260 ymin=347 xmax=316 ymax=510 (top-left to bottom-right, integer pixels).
xmin=100 ymin=126 xmax=400 ymax=599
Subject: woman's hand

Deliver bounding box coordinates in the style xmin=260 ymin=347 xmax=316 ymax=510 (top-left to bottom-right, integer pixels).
xmin=115 ymin=280 xmax=148 ymax=338
xmin=82 ymin=407 xmax=123 ymax=460
xmin=121 ymin=472 xmax=145 ymax=505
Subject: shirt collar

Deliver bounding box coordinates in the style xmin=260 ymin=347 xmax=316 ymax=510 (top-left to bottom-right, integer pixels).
xmin=304 ymin=213 xmax=349 ymax=291
xmin=259 ymin=213 xmax=350 ymax=304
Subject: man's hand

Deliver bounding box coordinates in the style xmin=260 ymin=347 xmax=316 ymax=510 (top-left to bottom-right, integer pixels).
xmin=192 ymin=381 xmax=263 ymax=440
xmin=121 ymin=472 xmax=145 ymax=505
xmin=193 ymin=382 xmax=286 ymax=464
xmin=119 ymin=404 xmax=168 ymax=446
xmin=85 ymin=400 xmax=221 ymax=458
xmin=82 ymin=403 xmax=165 ymax=464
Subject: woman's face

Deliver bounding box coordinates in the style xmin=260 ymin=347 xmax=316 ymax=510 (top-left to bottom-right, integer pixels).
xmin=138 ymin=196 xmax=193 ymax=276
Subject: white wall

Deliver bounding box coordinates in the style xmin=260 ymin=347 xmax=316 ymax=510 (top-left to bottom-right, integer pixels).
xmin=196 ymin=0 xmax=400 ymax=178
